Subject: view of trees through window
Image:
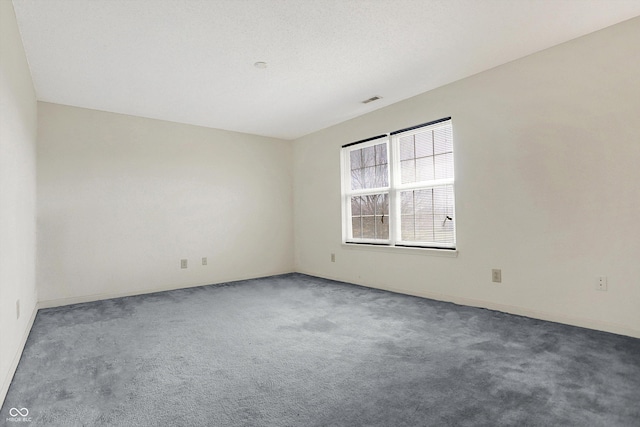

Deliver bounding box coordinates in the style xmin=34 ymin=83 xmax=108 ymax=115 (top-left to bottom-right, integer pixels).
xmin=349 ymin=142 xmax=389 ymax=239
xmin=350 ymin=194 xmax=389 ymax=239
xmin=342 ymin=119 xmax=455 ymax=248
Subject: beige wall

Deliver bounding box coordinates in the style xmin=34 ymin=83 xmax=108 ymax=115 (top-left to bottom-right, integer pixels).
xmin=0 ymin=0 xmax=38 ymax=404
xmin=293 ymin=17 xmax=640 ymax=337
xmin=37 ymin=103 xmax=294 ymax=305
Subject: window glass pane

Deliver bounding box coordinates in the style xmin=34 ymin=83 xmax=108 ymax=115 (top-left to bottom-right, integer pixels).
xmin=375 ymin=193 xmax=389 ymax=239
xmin=377 ymin=193 xmax=389 ymax=216
xmin=361 ymin=195 xmax=375 ymax=216
xmin=400 ymin=128 xmax=449 ymax=184
xmin=400 ymin=191 xmax=414 ymax=214
xmin=415 ymin=213 xmax=434 ymax=241
xmin=434 ymin=153 xmax=454 ymax=180
xmin=399 ymin=136 xmax=414 ymax=161
xmin=362 ymin=166 xmax=376 ymax=188
xmin=375 ymin=164 xmax=389 ymax=187
xmin=400 ymin=215 xmax=413 ymax=241
xmin=401 ymin=159 xmax=416 ymax=184
xmin=400 ymin=191 xmax=415 ymax=240
xmin=350 ymin=196 xmax=363 ymax=239
xmin=415 ymin=189 xmax=434 ymax=242
xmin=349 ymin=143 xmax=388 ymax=190
xmin=362 ymin=146 xmax=376 ymax=168
xmin=434 ymin=126 xmax=453 ymax=155
xmin=362 ymin=216 xmax=376 ymax=239
xmin=416 ymin=157 xmax=435 ymax=182
xmin=414 ymin=189 xmax=433 ymax=216
xmin=350 ymin=150 xmax=362 ymax=170
xmin=351 ymin=193 xmax=389 ymax=240
xmin=377 ymin=215 xmax=389 ymax=239
xmin=350 ymin=170 xmax=362 ymax=190
xmin=350 ymin=196 xmax=361 ymax=216
xmin=375 ymin=143 xmax=388 ymax=165
xmin=351 ymin=217 xmax=362 ymax=239
xmin=399 ymin=188 xmax=454 ymax=245
xmin=415 ymin=131 xmax=433 ymax=158
xmin=433 ymin=185 xmax=455 ymax=244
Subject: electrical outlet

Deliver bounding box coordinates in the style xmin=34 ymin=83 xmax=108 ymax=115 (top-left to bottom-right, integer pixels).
xmin=331 ymin=253 xmax=335 ymax=263
xmin=180 ymin=259 xmax=188 ymax=269
xmin=596 ymin=276 xmax=608 ymax=291
xmin=16 ymin=300 xmax=20 ymax=319
xmin=202 ymin=257 xmax=207 ymax=266
xmin=492 ymin=269 xmax=502 ymax=283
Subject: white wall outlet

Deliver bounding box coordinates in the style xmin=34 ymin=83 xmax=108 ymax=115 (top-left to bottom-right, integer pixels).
xmin=16 ymin=299 xmax=20 ymax=319
xmin=180 ymin=259 xmax=188 ymax=269
xmin=596 ymin=276 xmax=608 ymax=291
xmin=331 ymin=253 xmax=335 ymax=263
xmin=492 ymin=269 xmax=502 ymax=283
xmin=202 ymin=257 xmax=207 ymax=266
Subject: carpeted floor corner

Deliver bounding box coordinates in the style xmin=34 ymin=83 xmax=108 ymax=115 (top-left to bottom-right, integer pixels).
xmin=2 ymin=273 xmax=639 ymax=426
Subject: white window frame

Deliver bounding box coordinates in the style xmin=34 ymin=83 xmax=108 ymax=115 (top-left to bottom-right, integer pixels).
xmin=341 ymin=135 xmax=391 ymax=245
xmin=341 ymin=118 xmax=456 ymax=250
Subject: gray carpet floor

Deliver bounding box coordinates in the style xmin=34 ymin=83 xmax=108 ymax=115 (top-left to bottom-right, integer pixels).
xmin=2 ymin=273 xmax=639 ymax=426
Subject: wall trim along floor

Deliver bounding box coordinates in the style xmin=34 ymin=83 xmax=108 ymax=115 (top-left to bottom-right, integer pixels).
xmin=3 ymin=271 xmax=638 ymax=409
xmin=296 ymin=270 xmax=640 ymax=339
xmin=36 ymin=270 xmax=295 ymax=310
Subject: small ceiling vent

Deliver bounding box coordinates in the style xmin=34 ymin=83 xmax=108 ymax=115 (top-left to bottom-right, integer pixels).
xmin=362 ymin=96 xmax=382 ymax=104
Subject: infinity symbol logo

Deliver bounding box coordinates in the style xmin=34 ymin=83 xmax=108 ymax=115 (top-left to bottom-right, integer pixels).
xmin=9 ymin=407 xmax=29 ymax=417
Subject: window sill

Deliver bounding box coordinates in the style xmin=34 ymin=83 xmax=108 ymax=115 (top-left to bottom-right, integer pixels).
xmin=341 ymin=242 xmax=458 ymax=257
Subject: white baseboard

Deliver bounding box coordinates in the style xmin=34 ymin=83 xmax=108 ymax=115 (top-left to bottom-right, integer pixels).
xmin=37 ymin=270 xmax=295 ymax=309
xmin=297 ymin=270 xmax=640 ymax=339
xmin=1 ymin=303 xmax=38 ymax=407
xmin=6 ymin=267 xmax=635 ymax=410
xmin=4 ymin=271 xmax=296 ymax=407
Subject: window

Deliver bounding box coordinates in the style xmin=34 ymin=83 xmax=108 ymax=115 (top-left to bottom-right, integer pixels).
xmin=341 ymin=118 xmax=456 ymax=249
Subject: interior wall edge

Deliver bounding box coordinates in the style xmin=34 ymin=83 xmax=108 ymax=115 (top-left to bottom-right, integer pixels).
xmin=0 ymin=303 xmax=38 ymax=406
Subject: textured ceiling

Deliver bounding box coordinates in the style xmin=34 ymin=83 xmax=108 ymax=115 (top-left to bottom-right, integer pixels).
xmin=11 ymin=0 xmax=640 ymax=140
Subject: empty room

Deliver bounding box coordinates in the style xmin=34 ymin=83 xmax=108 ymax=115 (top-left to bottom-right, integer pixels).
xmin=2 ymin=0 xmax=639 ymax=425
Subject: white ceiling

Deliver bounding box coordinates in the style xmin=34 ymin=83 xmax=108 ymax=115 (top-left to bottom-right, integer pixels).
xmin=11 ymin=0 xmax=640 ymax=140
